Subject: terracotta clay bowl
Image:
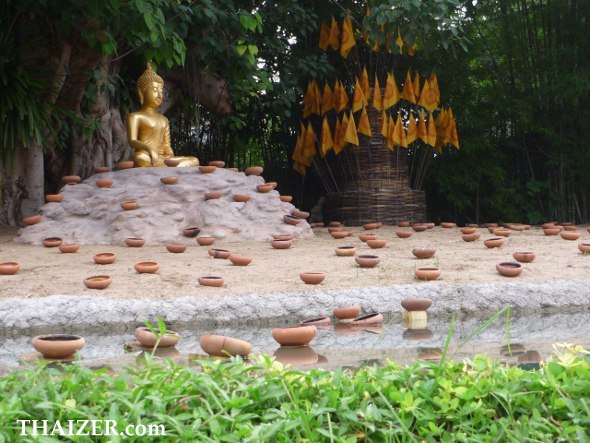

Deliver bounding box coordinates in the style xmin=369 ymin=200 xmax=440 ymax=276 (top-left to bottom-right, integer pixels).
xmin=116 ymin=160 xmax=134 ymax=169
xmin=205 ymin=191 xmax=223 ymax=200
xmin=32 ymin=334 xmax=85 ymax=359
xmin=62 ymin=175 xmax=81 ymax=184
xmin=367 ymin=239 xmax=387 ymax=249
xmin=23 ymin=214 xmax=41 ymax=225
xmin=331 ymin=230 xmax=351 ymax=239
xmin=45 ymin=194 xmax=64 ymax=203
xmin=256 ymin=184 xmax=274 ymax=193
xmin=272 ymin=326 xmax=317 ymax=347
xmin=562 ymin=225 xmax=577 ymax=231
xmin=196 ymin=236 xmax=215 ymax=246
xmin=460 ymin=227 xmax=476 ymax=235
xmin=198 ymin=276 xmax=224 ymax=287
xmin=0 ymin=262 xmax=20 ymax=275
xmin=58 ymin=243 xmax=80 ymax=253
xmin=412 ymin=246 xmax=436 ymax=259
xmin=560 ymin=231 xmax=580 ymax=241
xmin=327 ymin=227 xmax=344 ymax=234
xmin=208 ymin=160 xmax=225 ymax=168
xmin=291 ymin=209 xmax=310 ymax=219
xmin=125 ymin=237 xmax=145 ymax=247
xmin=183 ymin=227 xmax=201 ymax=238
xmin=229 ymin=254 xmax=252 ymax=266
xmin=578 ymin=243 xmax=590 ymax=254
xmin=440 ymin=222 xmax=457 ymax=228
xmin=283 ymin=215 xmax=302 ymax=225
xmin=272 ymin=234 xmax=293 ymax=241
xmin=121 ymin=200 xmax=139 ymax=210
xmin=266 ymin=181 xmax=278 ymax=189
xmin=208 ymin=248 xmax=231 ymax=259
xmin=543 ymin=227 xmax=562 ymax=236
xmin=160 ymin=176 xmax=179 ymax=185
xmin=415 ymin=267 xmax=441 ymax=281
xmin=513 ymin=251 xmax=536 ymax=263
xmin=166 ymin=243 xmax=186 ymax=253
xmin=199 ymin=165 xmax=217 ymax=174
xmin=271 ymin=239 xmax=292 ymax=249
xmin=299 ymin=316 xmax=331 ymax=326
xmin=134 ymin=327 xmax=180 ymax=348
xmin=328 ymin=221 xmax=342 ymax=227
xmin=397 ymin=221 xmax=411 ymax=227
xmin=363 ymin=222 xmax=382 ymax=230
xmin=396 ymin=230 xmax=412 ymax=238
xmin=355 ymin=255 xmax=380 ymax=268
xmin=299 ymin=272 xmax=326 ymax=285
xmin=199 ymin=334 xmax=252 ymax=357
xmin=42 ymin=237 xmax=63 ymax=247
xmin=335 ymin=246 xmax=356 ymax=256
xmin=279 ymin=195 xmax=293 ymax=203
xmin=496 ymin=261 xmax=523 ymax=277
xmin=164 ymin=158 xmax=180 ymax=167
xmin=462 ymin=232 xmax=481 ymax=242
xmin=401 ymin=297 xmax=433 ymax=312
xmin=412 ymin=224 xmax=428 ymax=232
xmin=244 ymin=166 xmax=263 ymax=176
xmin=358 ymin=233 xmax=377 ymax=242
xmin=96 ymin=179 xmax=113 ymax=188
xmin=93 ymin=253 xmax=116 ymax=265
xmin=134 ymin=261 xmax=160 ymax=274
xmin=233 ymin=194 xmax=251 ymax=203
xmin=94 ymin=166 xmax=110 ymax=173
xmin=333 ymin=306 xmax=361 ymax=320
xmin=484 ymin=223 xmax=499 ymax=228
xmin=84 ymin=275 xmax=112 ymax=289
xmin=351 ymin=313 xmax=384 ymax=326
xmin=484 ymin=237 xmax=505 ymax=248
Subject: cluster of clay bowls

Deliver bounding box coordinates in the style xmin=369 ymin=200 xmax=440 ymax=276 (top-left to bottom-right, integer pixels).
xmin=32 ymin=334 xmax=85 ymax=359
xmin=135 ymin=327 xmax=180 ymax=348
xmin=199 ymin=334 xmax=252 ymax=357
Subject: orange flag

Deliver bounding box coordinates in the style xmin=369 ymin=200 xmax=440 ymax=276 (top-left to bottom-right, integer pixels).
xmin=293 ymin=160 xmax=306 ymax=176
xmin=449 ymin=111 xmax=460 ymax=149
xmin=406 ymin=112 xmax=418 ymax=145
xmin=340 ymin=16 xmax=356 ymax=58
xmin=372 ymin=75 xmax=383 ymax=111
xmin=429 ymin=72 xmax=440 ymax=106
xmin=383 ymin=72 xmax=400 ymax=109
xmin=292 ymin=124 xmax=306 ymax=163
xmin=321 ymin=82 xmax=333 ymax=115
xmin=319 ymin=20 xmax=330 ymax=51
xmin=395 ymin=29 xmax=404 ymax=54
xmin=303 ymin=82 xmax=314 ymax=118
xmin=427 ymin=114 xmax=437 ymax=147
xmin=361 ymin=66 xmax=371 ymax=102
xmin=417 ymin=110 xmax=428 ymax=144
xmin=401 ymin=70 xmax=416 ymax=104
xmin=302 ymin=122 xmax=317 ymax=165
xmin=357 ymin=106 xmax=372 ymax=137
xmin=344 ymin=111 xmax=359 ymax=146
xmin=352 ymin=77 xmax=365 ymax=113
xmin=333 ymin=117 xmax=345 ymax=154
xmin=333 ymin=80 xmax=349 ymax=113
xmin=413 ymin=73 xmax=421 ymax=102
xmin=386 ymin=114 xmax=395 ymax=149
xmin=380 ymin=110 xmax=388 ymax=139
xmin=418 ymin=78 xmax=437 ymax=112
xmin=328 ymin=16 xmax=340 ymax=51
xmin=407 ymin=43 xmax=418 ymax=56
xmin=321 ymin=116 xmax=334 ymax=155
xmin=311 ymin=80 xmax=321 ymax=115
xmin=392 ymin=115 xmax=403 ymax=147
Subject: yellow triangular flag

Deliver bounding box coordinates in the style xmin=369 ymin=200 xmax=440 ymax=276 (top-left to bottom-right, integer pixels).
xmin=401 ymin=70 xmax=416 ymax=104
xmin=449 ymin=114 xmax=460 ymax=149
xmin=340 ymin=16 xmax=356 ymax=58
xmin=319 ymin=20 xmax=330 ymax=51
xmin=293 ymin=160 xmax=306 ymax=176
xmin=413 ymin=73 xmax=421 ymax=102
xmin=328 ymin=16 xmax=340 ymax=51
xmin=393 ymin=115 xmax=407 ymax=148
xmin=406 ymin=112 xmax=417 ymax=145
xmin=418 ymin=78 xmax=437 ymax=112
xmin=383 ymin=72 xmax=400 ymax=109
xmin=344 ymin=111 xmax=359 ymax=146
xmin=386 ymin=114 xmax=395 ymax=149
xmin=292 ymin=125 xmax=306 ymax=163
xmin=372 ymin=75 xmax=383 ymax=111
xmin=395 ymin=29 xmax=404 ymax=54
xmin=361 ymin=66 xmax=371 ymax=102
xmin=321 ymin=116 xmax=334 ymax=155
xmin=311 ymin=80 xmax=321 ymax=116
xmin=303 ymin=82 xmax=314 ymax=118
xmin=417 ymin=110 xmax=428 ymax=144
xmin=380 ymin=110 xmax=388 ymax=139
xmin=303 ymin=122 xmax=317 ymax=166
xmin=333 ymin=117 xmax=345 ymax=154
xmin=322 ymin=82 xmax=333 ymax=115
xmin=334 ymin=80 xmax=349 ymax=113
xmin=352 ymin=77 xmax=365 ymax=113
xmin=358 ymin=106 xmax=372 ymax=137
xmin=429 ymin=72 xmax=440 ymax=106
xmin=427 ymin=114 xmax=437 ymax=147
xmin=407 ymin=43 xmax=418 ymax=56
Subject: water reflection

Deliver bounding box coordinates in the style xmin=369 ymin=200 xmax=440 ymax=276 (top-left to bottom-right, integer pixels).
xmin=274 ymin=346 xmax=319 ymax=366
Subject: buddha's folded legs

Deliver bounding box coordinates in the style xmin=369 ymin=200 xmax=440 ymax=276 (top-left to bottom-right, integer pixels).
xmin=132 ymin=150 xmax=155 ymax=167
xmin=172 ymin=156 xmax=200 ymax=167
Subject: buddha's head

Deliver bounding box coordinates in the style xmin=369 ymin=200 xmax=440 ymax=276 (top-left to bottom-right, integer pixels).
xmin=136 ymin=62 xmax=164 ymax=108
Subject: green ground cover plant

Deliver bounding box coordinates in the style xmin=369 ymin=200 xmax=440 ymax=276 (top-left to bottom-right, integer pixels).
xmin=0 ymin=342 xmax=588 ymax=442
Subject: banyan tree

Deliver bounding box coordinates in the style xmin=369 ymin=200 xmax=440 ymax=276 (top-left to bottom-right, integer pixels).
xmin=292 ymin=4 xmax=462 ymax=225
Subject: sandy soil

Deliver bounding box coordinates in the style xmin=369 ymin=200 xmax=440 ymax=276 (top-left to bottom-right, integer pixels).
xmin=1 ymin=224 xmax=590 ymax=300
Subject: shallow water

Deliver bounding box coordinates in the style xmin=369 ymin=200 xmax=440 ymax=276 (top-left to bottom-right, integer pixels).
xmin=1 ymin=309 xmax=589 ymax=372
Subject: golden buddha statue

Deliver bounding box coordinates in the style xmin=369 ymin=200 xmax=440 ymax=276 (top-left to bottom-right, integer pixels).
xmin=126 ymin=62 xmax=199 ymax=167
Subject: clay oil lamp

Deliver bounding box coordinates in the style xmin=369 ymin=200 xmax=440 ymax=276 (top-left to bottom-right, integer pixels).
xmin=58 ymin=243 xmax=80 ymax=253
xmin=425 ymin=222 xmax=436 ymax=229
xmin=96 ymin=179 xmax=113 ymax=188
xmin=561 ymin=222 xmax=576 ymax=231
xmin=283 ymin=214 xmax=302 ymax=225
xmin=45 ymin=194 xmax=64 ymax=203
xmin=208 ymin=248 xmax=231 ymax=259
xmin=484 ymin=222 xmax=499 ymax=229
xmin=196 ymin=236 xmax=215 ymax=246
xmin=121 ymin=199 xmax=139 ymax=210
xmin=272 ymin=234 xmax=293 ymax=240
xmin=299 ymin=316 xmax=331 ymax=326
xmin=164 ymin=158 xmax=180 ymax=167
xmin=274 ymin=346 xmax=319 ymax=366
xmin=331 ymin=230 xmax=351 ymax=239
xmin=512 ymin=251 xmax=535 ymax=263
xmin=233 ymin=194 xmax=251 ymax=203
xmin=401 ymin=297 xmax=433 ymax=312
xmin=543 ymin=226 xmax=561 ymax=236
xmin=328 ymin=221 xmax=342 ymax=227
xmin=328 ymin=226 xmax=344 ymax=234
xmin=335 ymin=246 xmax=356 ymax=256
xmin=134 ymin=261 xmax=160 ymax=274
xmin=229 ymin=254 xmax=252 ymax=266
xmin=166 ymin=243 xmax=186 ymax=253
xmin=183 ymin=226 xmax=201 ymax=237
xmin=32 ymin=334 xmax=85 ymax=359
xmin=199 ymin=334 xmax=252 ymax=357
xmin=396 ymin=230 xmax=412 ymax=238
xmin=199 ymin=165 xmax=217 ymax=173
xmin=333 ymin=306 xmax=361 ymax=321
xmin=462 ymin=232 xmax=480 ymax=242
xmin=94 ymin=166 xmax=110 ymax=174
xmin=397 ymin=221 xmax=411 ymax=227
xmin=412 ymin=224 xmax=428 ymax=232
xmin=560 ymin=231 xmax=580 ymax=241
xmin=362 ymin=222 xmax=382 ymax=230
xmin=205 ymin=190 xmax=223 ymax=200
xmin=496 ymin=261 xmax=523 ymax=277
xmin=279 ymin=195 xmax=293 ymax=203
xmin=271 ymin=238 xmax=292 ymax=249
xmin=134 ymin=327 xmax=180 ymax=348
xmin=578 ymin=243 xmax=590 ymax=254
xmin=160 ymin=176 xmax=179 ymax=185
xmin=351 ymin=313 xmax=383 ymax=325
xmin=198 ymin=276 xmax=224 ymax=287
xmin=415 ymin=267 xmax=441 ymax=281
xmin=412 ymin=245 xmax=436 ymax=259
xmin=93 ymin=252 xmax=116 ymax=265
xmin=460 ymin=227 xmax=476 ymax=235
xmin=209 ymin=160 xmax=225 ymax=168
xmin=358 ymin=233 xmax=376 ymax=242
xmin=299 ymin=272 xmax=326 ymax=285
xmin=484 ymin=237 xmax=505 ymax=249
xmin=267 ymin=181 xmax=278 ymax=189
xmin=256 ymin=183 xmax=273 ymax=193
xmin=62 ymin=175 xmax=81 ymax=185
xmin=0 ymin=262 xmax=20 ymax=275
xmin=116 ymin=160 xmax=134 ymax=169
xmin=227 ymin=167 xmax=239 ymax=172
xmin=272 ymin=325 xmax=317 ymax=347
xmin=440 ymin=222 xmax=457 ymax=228
xmin=23 ymin=214 xmax=42 ymax=226
xmin=291 ymin=209 xmax=310 ymax=219
xmin=492 ymin=227 xmax=511 ymax=237
xmin=367 ymin=239 xmax=387 ymax=249
xmin=244 ymin=166 xmax=263 ymax=176
xmin=84 ymin=275 xmax=112 ymax=289
xmin=125 ymin=237 xmax=145 ymax=247
xmin=42 ymin=237 xmax=63 ymax=247
xmin=402 ymin=328 xmax=434 ymax=341
xmin=355 ymin=254 xmax=380 ymax=268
